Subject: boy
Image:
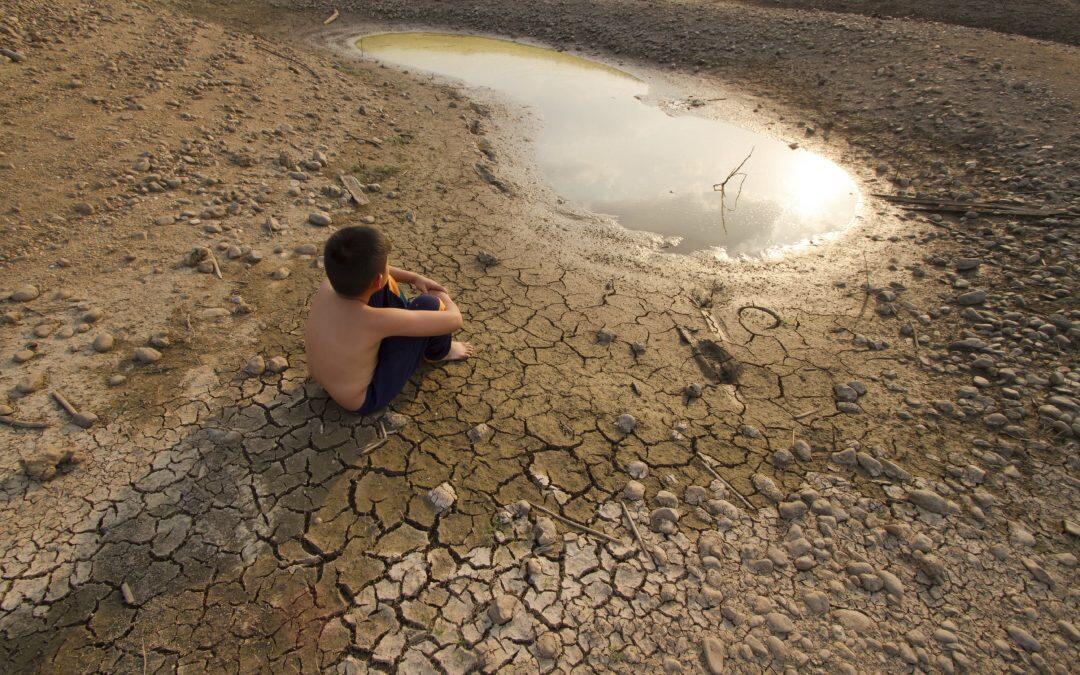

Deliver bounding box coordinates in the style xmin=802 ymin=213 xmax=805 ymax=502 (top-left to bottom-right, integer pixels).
xmin=305 ymin=226 xmax=473 ymax=414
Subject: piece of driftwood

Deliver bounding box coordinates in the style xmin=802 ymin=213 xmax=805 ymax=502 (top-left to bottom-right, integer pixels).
xmin=871 ymin=193 xmax=1069 ymax=218
xmin=713 ymin=148 xmax=754 ymax=233
xmin=323 ymin=8 xmax=340 ymax=25
xmin=530 ymin=501 xmax=624 ymax=545
xmin=253 ymin=42 xmax=320 ymax=79
xmin=694 ymin=450 xmax=754 ymax=510
xmin=621 ymin=501 xmax=657 ymax=568
xmin=0 ymin=415 xmax=49 ymax=429
xmin=339 ymin=174 xmax=370 ymax=206
xmin=50 ymin=390 xmax=97 ymax=429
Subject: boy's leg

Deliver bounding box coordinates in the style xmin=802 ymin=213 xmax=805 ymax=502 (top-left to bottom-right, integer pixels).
xmin=356 ymin=294 xmax=451 ymax=414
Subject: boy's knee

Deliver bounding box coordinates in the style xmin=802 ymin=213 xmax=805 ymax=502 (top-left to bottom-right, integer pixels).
xmin=409 ymin=294 xmax=442 ymax=311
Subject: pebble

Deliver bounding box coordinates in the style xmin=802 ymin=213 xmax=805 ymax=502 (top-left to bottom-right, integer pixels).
xmin=92 ymin=333 xmax=115 ymax=353
xmin=702 ymin=636 xmax=726 ymax=674
xmin=1005 ymin=624 xmax=1041 ymax=651
xmin=626 ymin=460 xmax=648 ymax=478
xmin=16 ymin=373 xmax=44 ymax=394
xmin=427 ymin=483 xmax=457 ymax=513
xmin=133 ymin=347 xmax=162 ymax=364
xmin=751 ymin=473 xmax=784 ymax=503
xmin=308 ymin=211 xmax=332 ymax=226
xmin=615 ymin=413 xmax=637 ymax=434
xmin=906 ymin=488 xmax=952 ymax=515
xmin=244 ymin=355 xmax=266 ymax=376
xmin=270 ymin=267 xmax=290 ymax=280
xmin=12 ymin=349 xmax=34 ymax=363
xmin=107 ymin=375 xmax=127 ymax=387
xmin=10 ymin=285 xmax=39 ymax=302
xmin=21 ymin=444 xmax=83 ymax=481
xmin=266 ymin=356 xmax=288 ymax=373
xmin=466 ymin=423 xmax=494 ymax=443
xmin=534 ymin=517 xmax=557 ymax=547
xmin=535 ymin=633 xmax=560 ymax=659
xmin=623 ymin=480 xmax=645 ymax=501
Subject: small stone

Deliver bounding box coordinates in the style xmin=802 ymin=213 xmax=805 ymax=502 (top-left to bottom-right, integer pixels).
xmin=120 ymin=582 xmax=137 ymax=606
xmin=244 ymin=355 xmax=266 ymax=376
xmin=107 ymin=375 xmax=127 ymax=387
xmin=626 ymin=460 xmax=648 ymax=478
xmin=466 ymin=423 xmax=494 ymax=444
xmin=702 ymin=636 xmax=725 ymax=674
xmin=766 ymin=612 xmax=796 ymax=635
xmin=266 ymin=356 xmax=288 ymax=373
xmin=655 ymin=490 xmax=679 ymax=508
xmin=270 ymin=267 xmax=290 ymax=280
xmin=623 ymin=480 xmax=645 ymax=501
xmin=427 ymin=483 xmax=457 ymax=513
xmin=596 ymin=328 xmax=615 ymax=344
xmin=536 ymin=633 xmax=560 ymax=659
xmin=295 ymin=243 xmax=318 ymax=255
xmin=1005 ymin=624 xmax=1041 ymax=651
xmin=12 ymin=349 xmax=34 ymax=363
xmin=751 ymin=473 xmax=784 ymax=503
xmin=907 ymin=488 xmax=951 ymax=514
xmin=779 ymin=501 xmax=808 ymax=520
xmin=308 ymin=211 xmax=333 ymax=226
xmin=133 ymin=347 xmax=161 ymax=364
xmin=15 ymin=372 xmax=44 ymax=394
xmin=92 ymin=333 xmax=115 ymax=353
xmin=10 ymin=285 xmax=40 ymax=302
xmin=615 ymin=413 xmax=637 ymax=434
xmin=488 ymin=595 xmax=519 ymax=625
xmin=73 ymin=202 xmax=94 ymax=216
xmin=21 ymin=444 xmax=82 ymax=481
xmin=476 ymin=251 xmax=499 ymax=267
xmin=534 ymin=517 xmax=558 ymax=547
xmin=684 ymin=485 xmax=707 ymax=505
xmin=834 ymin=609 xmax=876 ymax=635
xmin=792 ymin=439 xmax=812 ymax=461
xmin=956 ymin=289 xmax=987 ymax=306
xmin=383 ymin=412 xmax=409 ymax=431
xmin=684 ymin=383 xmax=703 ymax=399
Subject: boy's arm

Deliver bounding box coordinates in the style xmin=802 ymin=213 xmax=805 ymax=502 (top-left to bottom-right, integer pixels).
xmin=376 ymin=301 xmax=463 ymax=338
xmin=389 ymin=266 xmax=446 ymax=293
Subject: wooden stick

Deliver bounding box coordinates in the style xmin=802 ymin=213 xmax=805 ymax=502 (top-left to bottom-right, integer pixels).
xmin=911 ymin=326 xmax=921 ymax=354
xmin=339 ymin=174 xmax=370 ymax=206
xmin=323 ymin=8 xmax=340 ymax=25
xmin=693 ymin=451 xmax=753 ymax=509
xmin=794 ymin=407 xmax=819 ymax=421
xmin=207 ymin=248 xmax=222 ymax=279
xmin=359 ymin=437 xmax=389 ymax=456
xmin=530 ymin=501 xmax=624 ymax=545
xmin=621 ymin=501 xmax=656 ymax=568
xmin=51 ymin=390 xmax=77 ymax=416
xmin=252 ymin=42 xmax=320 ymax=79
xmin=0 ymin=415 xmax=49 ymax=429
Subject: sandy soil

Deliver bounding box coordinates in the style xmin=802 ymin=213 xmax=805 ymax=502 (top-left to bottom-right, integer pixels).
xmin=0 ymin=0 xmax=1076 ymax=672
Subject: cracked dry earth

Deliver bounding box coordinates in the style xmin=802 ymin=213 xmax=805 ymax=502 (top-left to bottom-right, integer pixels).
xmin=1 ymin=0 xmax=1079 ymax=673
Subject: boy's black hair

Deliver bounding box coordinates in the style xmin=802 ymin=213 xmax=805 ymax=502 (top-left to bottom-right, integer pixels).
xmin=323 ymin=226 xmax=391 ymax=297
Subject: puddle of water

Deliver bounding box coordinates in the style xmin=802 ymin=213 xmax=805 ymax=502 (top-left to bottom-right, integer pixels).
xmin=357 ymin=32 xmax=859 ymax=256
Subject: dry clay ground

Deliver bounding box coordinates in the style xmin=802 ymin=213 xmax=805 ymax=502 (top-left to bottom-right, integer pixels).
xmin=0 ymin=0 xmax=1078 ymax=672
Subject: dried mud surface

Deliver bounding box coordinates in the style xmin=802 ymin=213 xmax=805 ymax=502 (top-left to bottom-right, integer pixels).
xmin=0 ymin=0 xmax=1077 ymax=673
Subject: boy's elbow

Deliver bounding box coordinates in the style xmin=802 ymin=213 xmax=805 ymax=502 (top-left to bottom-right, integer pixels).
xmin=450 ymin=312 xmax=464 ymax=331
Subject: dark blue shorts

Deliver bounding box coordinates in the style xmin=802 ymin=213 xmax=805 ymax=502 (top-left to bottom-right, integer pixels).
xmin=355 ymin=284 xmax=451 ymax=415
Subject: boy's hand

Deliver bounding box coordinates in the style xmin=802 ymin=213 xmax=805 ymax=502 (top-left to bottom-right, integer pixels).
xmin=413 ymin=276 xmax=447 ymax=294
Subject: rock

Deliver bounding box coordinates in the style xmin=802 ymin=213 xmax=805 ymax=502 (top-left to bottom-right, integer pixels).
xmin=12 ymin=349 xmax=34 ymax=363
xmin=535 ymin=633 xmax=560 ymax=659
xmin=120 ymin=581 xmax=138 ymax=606
xmin=383 ymin=412 xmax=409 ymax=431
xmin=466 ymin=423 xmax=493 ymax=443
xmin=488 ymin=595 xmax=519 ymax=625
xmin=684 ymin=383 xmax=703 ymax=399
xmin=766 ymin=612 xmax=795 ymax=635
xmin=476 ymin=251 xmax=499 ymax=267
xmin=751 ymin=473 xmax=784 ymax=503
xmin=684 ymin=485 xmax=707 ymax=505
xmin=596 ymin=328 xmax=615 ymax=344
xmin=73 ymin=202 xmax=94 ymax=216
xmin=270 ymin=267 xmax=291 ymax=280
xmin=295 ymin=243 xmax=318 ymax=255
xmin=1005 ymin=624 xmax=1041 ymax=651
xmin=779 ymin=501 xmax=808 ymax=520
xmin=15 ymin=372 xmax=44 ymax=394
xmin=266 ymin=356 xmax=288 ymax=373
xmin=107 ymin=375 xmax=127 ymax=387
xmin=878 ymin=570 xmax=905 ymax=598
xmin=10 ymin=285 xmax=39 ymax=302
xmin=792 ymin=439 xmax=812 ymax=461
xmin=133 ymin=347 xmax=162 ymax=364
xmin=244 ymin=355 xmax=266 ymax=376
xmin=427 ymin=483 xmax=457 ymax=513
xmin=834 ymin=609 xmax=876 ymax=635
xmin=308 ymin=211 xmax=333 ymax=226
xmin=701 ymin=636 xmax=725 ymax=674
xmin=623 ymin=480 xmax=645 ymax=501
xmin=1009 ymin=521 xmax=1036 ymax=546
xmin=955 ymin=257 xmax=981 ymax=271
xmin=655 ymin=490 xmax=679 ymax=508
xmin=956 ymin=289 xmax=987 ymax=306
xmin=21 ymin=444 xmax=83 ymax=481
xmin=907 ymin=488 xmax=952 ymax=515
xmin=92 ymin=333 xmax=115 ymax=353
xmin=615 ymin=413 xmax=637 ymax=434
xmin=534 ymin=517 xmax=558 ymax=547
xmin=626 ymin=460 xmax=648 ymax=478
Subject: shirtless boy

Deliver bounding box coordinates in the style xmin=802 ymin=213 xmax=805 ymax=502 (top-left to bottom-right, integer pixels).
xmin=305 ymin=226 xmax=473 ymax=413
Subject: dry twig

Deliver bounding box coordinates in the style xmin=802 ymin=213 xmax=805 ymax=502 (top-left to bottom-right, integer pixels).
xmin=253 ymin=42 xmax=320 ymax=79
xmin=530 ymin=501 xmax=624 ymax=545
xmin=712 ymin=148 xmax=754 ymax=233
xmin=323 ymin=8 xmax=340 ymax=25
xmin=621 ymin=501 xmax=657 ymax=568
xmin=0 ymin=415 xmax=49 ymax=429
xmin=693 ymin=450 xmax=754 ymax=510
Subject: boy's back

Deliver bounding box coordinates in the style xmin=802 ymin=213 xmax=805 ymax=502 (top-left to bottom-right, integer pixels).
xmin=304 ymin=226 xmax=473 ymax=414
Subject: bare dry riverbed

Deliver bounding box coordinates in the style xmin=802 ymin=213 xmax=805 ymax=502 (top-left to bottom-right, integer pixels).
xmin=0 ymin=0 xmax=1077 ymax=672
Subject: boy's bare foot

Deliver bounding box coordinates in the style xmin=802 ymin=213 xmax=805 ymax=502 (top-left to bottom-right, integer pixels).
xmin=443 ymin=341 xmax=474 ymax=361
